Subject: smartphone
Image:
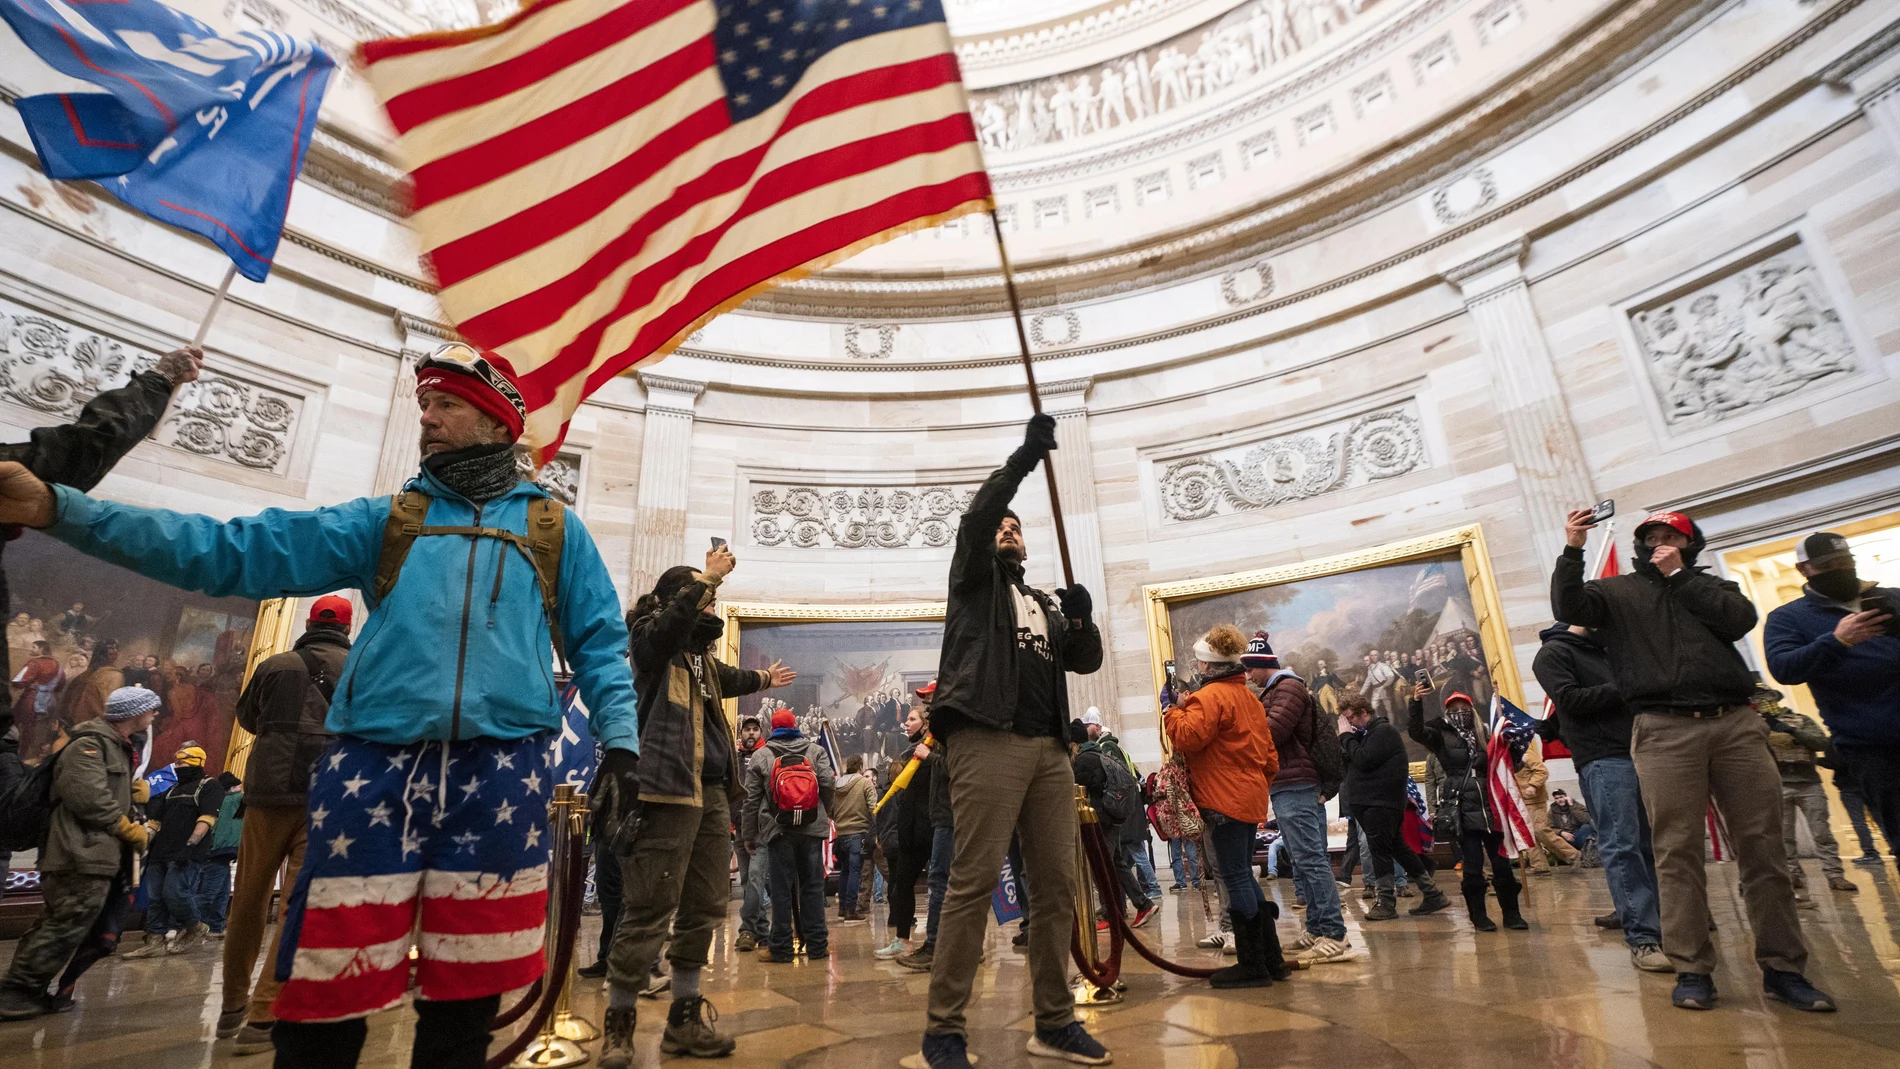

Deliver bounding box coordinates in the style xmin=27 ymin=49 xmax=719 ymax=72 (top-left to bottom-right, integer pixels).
xmin=1163 ymin=659 xmax=1176 ymax=683
xmin=1588 ymin=499 xmax=1615 ymax=523
xmin=710 ymin=536 xmax=728 ymax=550
xmin=1862 ymin=593 xmax=1900 ymax=638
xmin=1415 ymin=669 xmax=1430 ymax=686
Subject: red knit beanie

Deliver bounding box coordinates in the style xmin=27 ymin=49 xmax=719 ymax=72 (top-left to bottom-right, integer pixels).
xmin=771 ymin=709 xmax=796 ymax=731
xmin=415 ymin=344 xmax=527 ymax=440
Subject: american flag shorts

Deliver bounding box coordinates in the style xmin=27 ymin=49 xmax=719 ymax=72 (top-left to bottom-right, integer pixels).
xmin=272 ymin=733 xmax=554 ymax=1022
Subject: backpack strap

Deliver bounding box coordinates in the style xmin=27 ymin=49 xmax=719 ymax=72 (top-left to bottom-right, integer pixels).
xmin=294 ymin=646 xmax=337 ymax=704
xmin=374 ymin=491 xmax=569 ymax=670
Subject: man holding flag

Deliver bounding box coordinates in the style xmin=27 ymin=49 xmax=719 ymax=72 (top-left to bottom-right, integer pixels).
xmin=1554 ymin=508 xmax=1832 ymax=1013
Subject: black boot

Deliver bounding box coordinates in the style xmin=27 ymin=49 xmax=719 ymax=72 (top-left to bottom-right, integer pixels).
xmin=412 ymin=995 xmax=500 ymax=1069
xmin=1364 ymin=881 xmax=1398 ymax=921
xmin=272 ymin=1018 xmax=369 ymax=1069
xmin=1257 ymin=902 xmax=1291 ymax=981
xmin=1497 ymin=882 xmax=1529 ymax=930
xmin=1209 ymin=909 xmax=1272 ymax=989
xmin=1464 ymin=890 xmax=1497 ymax=932
xmin=1408 ymin=873 xmax=1451 ymax=915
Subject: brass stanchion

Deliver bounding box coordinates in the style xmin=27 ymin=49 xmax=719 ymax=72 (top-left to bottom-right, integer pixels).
xmin=552 ymin=790 xmax=600 ymax=1043
xmin=510 ymin=784 xmax=590 ymax=1068
xmin=1070 ymin=787 xmax=1122 ymax=1006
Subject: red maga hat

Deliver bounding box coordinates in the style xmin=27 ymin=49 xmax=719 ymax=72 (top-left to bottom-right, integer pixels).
xmin=308 ymin=595 xmax=352 ymax=628
xmin=1635 ymin=510 xmax=1694 ymax=540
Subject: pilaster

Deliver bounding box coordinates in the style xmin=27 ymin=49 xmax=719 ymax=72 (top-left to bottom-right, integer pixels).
xmin=629 ymin=372 xmax=706 ymax=597
xmin=1038 ymin=377 xmax=1118 ymax=725
xmin=376 ymin=314 xmax=454 ymax=495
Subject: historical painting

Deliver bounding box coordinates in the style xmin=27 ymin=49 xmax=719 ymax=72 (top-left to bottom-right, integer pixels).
xmin=720 ymin=604 xmax=944 ymax=773
xmin=1144 ymin=527 xmax=1520 ymax=760
xmin=6 ymin=531 xmax=261 ymax=773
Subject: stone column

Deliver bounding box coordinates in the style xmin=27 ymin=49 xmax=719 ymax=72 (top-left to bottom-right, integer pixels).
xmin=1442 ymin=238 xmax=1594 ymax=565
xmin=1821 ymin=22 xmax=1900 ymax=165
xmin=1039 ymin=378 xmax=1119 ymax=724
xmin=377 ymin=314 xmax=451 ymax=495
xmin=628 ymin=372 xmax=705 ymax=597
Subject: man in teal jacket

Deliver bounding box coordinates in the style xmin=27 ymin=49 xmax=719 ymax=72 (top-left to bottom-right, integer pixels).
xmin=0 ymin=345 xmax=639 ymax=1069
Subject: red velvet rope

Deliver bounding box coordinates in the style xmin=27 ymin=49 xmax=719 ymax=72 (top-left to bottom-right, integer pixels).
xmin=486 ymin=829 xmax=588 ymax=1069
xmin=1077 ymin=822 xmax=1221 ymax=981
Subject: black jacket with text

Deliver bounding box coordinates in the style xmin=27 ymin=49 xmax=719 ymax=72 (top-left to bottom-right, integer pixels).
xmin=930 ymin=461 xmax=1103 ymax=738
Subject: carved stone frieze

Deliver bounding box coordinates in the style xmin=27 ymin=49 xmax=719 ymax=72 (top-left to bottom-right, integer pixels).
xmin=1430 ymin=167 xmax=1497 ymax=224
xmin=843 ymin=324 xmax=897 ymax=360
xmin=0 ymin=301 xmax=305 ymax=476
xmin=1029 ymin=309 xmax=1082 ymax=348
xmin=517 ymin=450 xmax=582 ymax=506
xmin=1219 ymin=261 xmax=1275 ymax=306
xmin=1156 ymin=404 xmax=1428 ymax=521
xmin=1627 ymin=241 xmax=1859 ymax=430
xmin=751 ymin=485 xmax=978 ymax=549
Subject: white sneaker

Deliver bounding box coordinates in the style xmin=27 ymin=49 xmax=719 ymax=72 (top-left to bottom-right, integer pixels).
xmin=1196 ymin=930 xmax=1228 ymax=949
xmin=874 ymin=937 xmax=909 ymax=960
xmin=1296 ymin=937 xmax=1358 ymax=965
xmin=1284 ymin=931 xmax=1316 ymax=952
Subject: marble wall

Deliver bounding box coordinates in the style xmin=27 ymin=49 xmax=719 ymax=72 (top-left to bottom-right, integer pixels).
xmin=1 ymin=0 xmax=1896 ymax=768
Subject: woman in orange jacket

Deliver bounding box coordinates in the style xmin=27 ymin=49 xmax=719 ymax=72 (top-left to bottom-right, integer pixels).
xmin=1162 ymin=624 xmax=1287 ymax=989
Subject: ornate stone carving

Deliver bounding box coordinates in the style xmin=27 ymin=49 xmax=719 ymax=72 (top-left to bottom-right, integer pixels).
xmin=1627 ymin=242 xmax=1858 ymax=429
xmin=966 ymin=0 xmax=1386 ymax=152
xmin=751 ymin=485 xmax=978 ymax=549
xmin=0 ymin=301 xmax=304 ymax=476
xmin=1470 ymin=0 xmax=1523 ymax=45
xmin=1410 ymin=33 xmax=1458 ymax=82
xmin=1430 ymin=167 xmax=1497 ymax=224
xmin=1156 ymin=405 xmax=1428 ymax=521
xmin=843 ymin=324 xmax=897 ymax=360
xmin=1029 ymin=309 xmax=1082 ymax=349
xmin=1220 ymin=261 xmax=1276 ymax=306
xmin=517 ymin=450 xmax=582 ymax=506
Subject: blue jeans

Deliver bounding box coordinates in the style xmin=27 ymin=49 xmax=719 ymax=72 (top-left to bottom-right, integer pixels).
xmin=740 ymin=841 xmax=772 ymax=940
xmin=1168 ymin=838 xmax=1201 ymax=887
xmin=835 ymin=832 xmax=868 ymax=915
xmin=144 ymin=858 xmax=202 ymax=936
xmin=196 ymin=860 xmax=232 ymax=934
xmin=766 ymin=834 xmax=827 ymax=957
xmin=1578 ymin=757 xmax=1662 ymax=947
xmin=1270 ymin=784 xmax=1345 ymax=940
xmin=924 ymin=825 xmax=953 ymax=947
xmin=1203 ymin=810 xmax=1264 ymax=918
xmin=1129 ymin=836 xmax=1162 ymax=900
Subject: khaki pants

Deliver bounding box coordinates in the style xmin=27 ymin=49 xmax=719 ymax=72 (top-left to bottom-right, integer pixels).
xmin=221 ymin=804 xmax=307 ymax=1021
xmin=1780 ymin=779 xmax=1844 ymax=880
xmin=926 ymin=727 xmax=1076 ymax=1038
xmin=1631 ymin=710 xmax=1807 ymax=975
xmin=1529 ymin=802 xmax=1580 ymax=869
xmin=607 ymin=792 xmax=731 ymax=991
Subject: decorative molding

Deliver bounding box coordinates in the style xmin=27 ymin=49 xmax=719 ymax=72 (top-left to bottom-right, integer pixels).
xmin=0 ymin=299 xmax=304 ymax=477
xmin=394 ymin=312 xmax=459 ymax=348
xmin=750 ymin=484 xmax=979 ymax=550
xmin=843 ymin=323 xmax=898 ymax=360
xmin=1410 ymin=32 xmax=1458 ymax=82
xmin=1293 ymin=102 xmax=1337 ymax=145
xmin=1818 ymin=15 xmax=1900 ymax=86
xmin=1154 ymin=403 xmax=1429 ymax=522
xmin=954 ymin=0 xmax=1215 ymax=73
xmin=637 ymin=372 xmax=706 ymax=417
xmin=1219 ymin=260 xmax=1275 ymax=306
xmin=1029 ymin=308 xmax=1083 ymax=348
xmin=1351 ymin=70 xmax=1397 ymax=117
xmin=1440 ymin=234 xmax=1525 ymax=291
xmin=1625 ymin=235 xmax=1860 ymax=432
xmin=1429 ymin=167 xmax=1497 ymax=224
xmin=1470 ymin=0 xmax=1523 ymax=46
xmin=518 ymin=449 xmax=582 ymax=506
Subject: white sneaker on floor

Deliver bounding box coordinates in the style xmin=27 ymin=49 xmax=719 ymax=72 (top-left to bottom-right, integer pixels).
xmin=874 ymin=937 xmax=909 ymax=959
xmin=1284 ymin=931 xmax=1316 ymax=952
xmin=1629 ymin=944 xmax=1673 ymax=973
xmin=1196 ymin=930 xmax=1230 ymax=950
xmin=1296 ymin=937 xmax=1358 ymax=965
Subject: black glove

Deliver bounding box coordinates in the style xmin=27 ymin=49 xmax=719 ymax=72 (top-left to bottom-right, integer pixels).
xmin=599 ymin=747 xmax=641 ymax=824
xmin=1008 ymin=413 xmax=1058 ymax=472
xmin=1056 ymin=584 xmax=1092 ymax=623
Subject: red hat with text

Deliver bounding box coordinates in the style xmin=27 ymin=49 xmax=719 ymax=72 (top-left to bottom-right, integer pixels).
xmin=1634 ymin=511 xmax=1694 ymax=541
xmin=415 ymin=343 xmax=527 ymax=440
xmin=308 ymin=595 xmax=352 ymax=629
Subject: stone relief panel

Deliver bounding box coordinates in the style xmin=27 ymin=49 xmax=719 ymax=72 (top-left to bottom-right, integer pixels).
xmin=968 ymin=0 xmax=1387 ymax=152
xmin=751 ymin=484 xmax=979 ymax=549
xmin=517 ymin=450 xmax=582 ymax=506
xmin=1626 ymin=241 xmax=1859 ymax=431
xmin=1155 ymin=404 xmax=1428 ymax=522
xmin=0 ymin=301 xmax=306 ymax=477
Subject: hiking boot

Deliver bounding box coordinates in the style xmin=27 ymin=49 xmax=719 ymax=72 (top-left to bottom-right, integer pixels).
xmin=1363 ymin=887 xmax=1398 ymax=922
xmin=1827 ymin=875 xmax=1858 ymax=893
xmin=1763 ymin=969 xmax=1835 ymax=1012
xmin=1594 ymin=912 xmax=1623 ymax=930
xmin=171 ymin=923 xmax=209 ymax=954
xmin=123 ymin=933 xmax=171 ymax=959
xmin=662 ymin=995 xmax=737 ymax=1057
xmin=1027 ymin=1021 xmax=1111 ymax=1065
xmin=1295 ymin=936 xmax=1357 ymax=965
xmin=217 ymin=1007 xmax=247 ymax=1039
xmin=599 ymin=1006 xmax=638 ymax=1069
xmin=735 ymin=931 xmax=757 ymax=952
xmin=895 ymin=945 xmax=935 ymax=972
xmin=1359 ymin=884 xmax=1377 ymax=901
xmin=922 ymin=1032 xmax=973 ymax=1069
xmin=0 ymin=987 xmax=45 ymax=1022
xmin=1672 ymin=972 xmax=1717 ymax=1010
xmin=1630 ymin=945 xmax=1673 ymax=973
xmin=1397 ymin=885 xmax=1418 ymax=899
xmin=233 ymin=1022 xmax=276 ymax=1056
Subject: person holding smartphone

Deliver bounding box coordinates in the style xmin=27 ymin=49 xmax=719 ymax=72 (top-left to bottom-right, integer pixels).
xmin=1764 ymin=532 xmax=1900 ymax=874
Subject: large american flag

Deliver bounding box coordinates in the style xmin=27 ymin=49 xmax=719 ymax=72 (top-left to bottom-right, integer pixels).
xmin=1485 ymin=694 xmax=1538 ymax=858
xmin=359 ymin=0 xmax=992 ymax=456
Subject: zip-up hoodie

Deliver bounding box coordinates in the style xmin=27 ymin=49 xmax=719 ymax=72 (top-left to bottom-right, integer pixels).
xmin=43 ymin=468 xmax=638 ymax=751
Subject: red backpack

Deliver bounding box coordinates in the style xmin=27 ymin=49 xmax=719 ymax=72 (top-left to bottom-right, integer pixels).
xmin=769 ymin=748 xmax=822 ymax=828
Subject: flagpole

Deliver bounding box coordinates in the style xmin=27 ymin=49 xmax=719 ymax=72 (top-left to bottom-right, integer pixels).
xmin=192 ymin=265 xmax=239 ymax=349
xmin=987 ymin=207 xmax=1075 ymax=589
xmin=1587 ymin=520 xmax=1616 ymax=580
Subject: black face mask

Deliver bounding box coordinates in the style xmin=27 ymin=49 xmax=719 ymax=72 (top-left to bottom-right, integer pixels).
xmin=691 ymin=612 xmax=725 ymax=649
xmin=1808 ymin=567 xmax=1862 ymax=602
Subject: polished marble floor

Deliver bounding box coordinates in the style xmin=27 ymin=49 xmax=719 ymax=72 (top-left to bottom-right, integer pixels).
xmin=4 ymin=858 xmax=1899 ymax=1069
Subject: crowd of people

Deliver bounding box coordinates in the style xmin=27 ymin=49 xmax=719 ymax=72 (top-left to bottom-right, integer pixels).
xmin=0 ymin=355 xmax=1889 ymax=1069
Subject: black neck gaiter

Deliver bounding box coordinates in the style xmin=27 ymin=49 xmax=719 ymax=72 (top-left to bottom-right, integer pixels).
xmin=424 ymin=441 xmax=520 ymax=503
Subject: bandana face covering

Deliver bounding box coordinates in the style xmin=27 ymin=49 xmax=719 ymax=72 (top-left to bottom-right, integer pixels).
xmin=424 ymin=441 xmax=521 ymax=502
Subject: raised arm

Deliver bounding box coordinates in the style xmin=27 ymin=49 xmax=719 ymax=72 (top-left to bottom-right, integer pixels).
xmin=13 ymin=351 xmax=197 ymax=490
xmin=1551 ymin=546 xmax=1612 ymax=628
xmin=556 ymin=515 xmax=639 ymax=754
xmin=949 ymin=415 xmax=1056 ymax=594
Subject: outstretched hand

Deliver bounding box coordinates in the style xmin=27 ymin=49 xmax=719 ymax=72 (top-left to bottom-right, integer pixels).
xmin=766 ymin=659 xmax=797 ymax=687
xmin=0 ymin=463 xmax=57 ymax=529
xmin=1009 ymin=413 xmax=1058 ymax=471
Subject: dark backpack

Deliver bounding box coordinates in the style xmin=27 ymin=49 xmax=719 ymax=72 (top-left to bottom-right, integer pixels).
xmin=1093 ymin=747 xmax=1140 ymax=826
xmin=768 ymin=747 xmax=822 ymax=828
xmin=1274 ymin=678 xmax=1344 ymax=802
xmin=0 ymin=750 xmax=61 ymax=852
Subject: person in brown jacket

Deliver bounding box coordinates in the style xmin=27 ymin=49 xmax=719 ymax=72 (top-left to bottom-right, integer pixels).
xmin=1162 ymin=624 xmax=1287 ymax=989
xmin=1515 ymin=742 xmax=1579 ymax=874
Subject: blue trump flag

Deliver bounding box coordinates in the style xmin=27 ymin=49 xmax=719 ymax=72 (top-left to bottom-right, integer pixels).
xmin=1 ymin=0 xmax=334 ymax=281
xmin=550 ymin=684 xmax=600 ymax=792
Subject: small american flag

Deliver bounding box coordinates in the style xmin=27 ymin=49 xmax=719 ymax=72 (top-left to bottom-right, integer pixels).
xmin=359 ymin=0 xmax=991 ymax=456
xmin=1486 ymin=694 xmax=1537 ymax=857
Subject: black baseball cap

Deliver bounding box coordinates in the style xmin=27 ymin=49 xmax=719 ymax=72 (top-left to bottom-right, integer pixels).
xmin=1796 ymin=532 xmax=1851 ymax=565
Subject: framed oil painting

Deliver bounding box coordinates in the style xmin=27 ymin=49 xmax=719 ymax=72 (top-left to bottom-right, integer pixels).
xmin=718 ymin=603 xmax=944 ymax=772
xmin=1141 ymin=525 xmax=1522 ymax=760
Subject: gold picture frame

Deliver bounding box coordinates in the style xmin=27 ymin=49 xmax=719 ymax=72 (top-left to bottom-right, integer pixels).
xmin=1140 ymin=524 xmax=1525 ymax=715
xmin=221 ymin=596 xmax=305 ymax=780
xmin=717 ymin=601 xmax=947 ymax=722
